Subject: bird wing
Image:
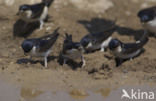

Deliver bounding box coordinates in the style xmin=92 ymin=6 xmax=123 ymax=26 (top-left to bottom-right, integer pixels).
xmin=63 ymin=42 xmax=81 ymax=53
xmin=121 ymin=43 xmax=141 ymax=54
xmin=122 ymin=32 xmax=148 ymax=54
xmin=80 ymin=25 xmax=116 ymax=47
xmin=30 ymin=3 xmax=45 ymax=19
xmin=80 ymin=35 xmax=92 ymax=47
xmin=38 ymin=28 xmax=59 ymax=52
xmin=145 ymin=6 xmax=156 ymax=15
xmin=90 ymin=26 xmax=116 ymax=44
xmin=42 ymin=0 xmax=55 ymax=7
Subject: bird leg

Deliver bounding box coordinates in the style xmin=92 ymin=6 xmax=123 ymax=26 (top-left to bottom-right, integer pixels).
xmin=29 ymin=56 xmax=32 ymax=61
xmin=29 ymin=56 xmax=33 ymax=63
xmin=81 ymin=55 xmax=86 ymax=68
xmin=39 ymin=20 xmax=44 ymax=30
xmin=115 ymin=58 xmax=123 ymax=67
xmin=100 ymin=47 xmax=105 ymax=52
xmin=44 ymin=56 xmax=48 ymax=68
xmin=63 ymin=58 xmax=67 ymax=64
xmin=130 ymin=58 xmax=133 ymax=61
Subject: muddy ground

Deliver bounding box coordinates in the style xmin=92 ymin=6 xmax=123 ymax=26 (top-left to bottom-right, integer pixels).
xmin=0 ymin=0 xmax=156 ymax=96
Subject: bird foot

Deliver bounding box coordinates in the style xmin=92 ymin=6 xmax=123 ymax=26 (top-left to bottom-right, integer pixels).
xmin=100 ymin=48 xmax=105 ymax=52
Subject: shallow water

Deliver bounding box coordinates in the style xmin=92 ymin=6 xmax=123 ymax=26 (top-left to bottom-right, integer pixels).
xmin=0 ymin=79 xmax=110 ymax=101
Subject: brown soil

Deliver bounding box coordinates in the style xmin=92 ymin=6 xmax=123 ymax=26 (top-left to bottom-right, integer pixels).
xmin=0 ymin=0 xmax=156 ymax=93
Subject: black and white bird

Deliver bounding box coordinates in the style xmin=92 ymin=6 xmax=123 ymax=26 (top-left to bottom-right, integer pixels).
xmin=21 ymin=28 xmax=59 ymax=68
xmin=61 ymin=33 xmax=85 ymax=67
xmin=80 ymin=26 xmax=116 ymax=53
xmin=109 ymin=32 xmax=148 ymax=67
xmin=138 ymin=6 xmax=156 ymax=37
xmin=17 ymin=0 xmax=54 ymax=29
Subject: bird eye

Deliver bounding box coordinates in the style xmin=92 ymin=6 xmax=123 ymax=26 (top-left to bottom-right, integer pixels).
xmin=21 ymin=41 xmax=33 ymax=53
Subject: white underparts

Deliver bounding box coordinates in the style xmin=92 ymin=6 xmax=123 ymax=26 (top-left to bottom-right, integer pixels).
xmin=85 ymin=37 xmax=112 ymax=52
xmin=29 ymin=46 xmax=52 ymax=68
xmin=144 ymin=18 xmax=156 ymax=36
xmin=86 ymin=42 xmax=93 ymax=48
xmin=19 ymin=6 xmax=48 ymax=23
xmin=100 ymin=37 xmax=112 ymax=52
xmin=40 ymin=6 xmax=48 ymax=21
xmin=63 ymin=49 xmax=82 ymax=60
xmin=113 ymin=46 xmax=141 ymax=59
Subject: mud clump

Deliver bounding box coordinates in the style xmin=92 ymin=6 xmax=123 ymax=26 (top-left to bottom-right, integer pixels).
xmin=88 ymin=64 xmax=113 ymax=80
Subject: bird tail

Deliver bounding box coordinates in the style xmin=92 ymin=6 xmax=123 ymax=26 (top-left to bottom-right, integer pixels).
xmin=41 ymin=27 xmax=60 ymax=40
xmin=47 ymin=27 xmax=60 ymax=47
xmin=136 ymin=31 xmax=149 ymax=47
xmin=42 ymin=0 xmax=55 ymax=7
xmin=103 ymin=20 xmax=117 ymax=32
xmin=100 ymin=21 xmax=117 ymax=38
xmin=50 ymin=27 xmax=60 ymax=38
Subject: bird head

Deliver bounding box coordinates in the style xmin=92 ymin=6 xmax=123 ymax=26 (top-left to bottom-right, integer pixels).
xmin=109 ymin=39 xmax=121 ymax=50
xmin=17 ymin=5 xmax=31 ymax=15
xmin=21 ymin=40 xmax=34 ymax=54
xmin=137 ymin=9 xmax=155 ymax=23
xmin=80 ymin=36 xmax=91 ymax=48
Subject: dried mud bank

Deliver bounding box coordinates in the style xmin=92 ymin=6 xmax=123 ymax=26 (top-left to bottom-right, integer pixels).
xmin=0 ymin=0 xmax=155 ymax=93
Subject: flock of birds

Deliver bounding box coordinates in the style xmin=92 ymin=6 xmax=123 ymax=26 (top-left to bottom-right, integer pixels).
xmin=16 ymin=0 xmax=156 ymax=68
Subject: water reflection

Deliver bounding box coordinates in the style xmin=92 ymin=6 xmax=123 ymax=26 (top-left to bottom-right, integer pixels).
xmin=0 ymin=79 xmax=20 ymax=101
xmin=96 ymin=88 xmax=111 ymax=98
xmin=0 ymin=79 xmax=109 ymax=101
xmin=20 ymin=88 xmax=43 ymax=100
xmin=69 ymin=89 xmax=89 ymax=99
